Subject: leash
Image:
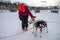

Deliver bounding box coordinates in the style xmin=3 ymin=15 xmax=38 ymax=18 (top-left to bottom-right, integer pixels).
xmin=0 ymin=19 xmax=34 ymax=39
xmin=0 ymin=27 xmax=34 ymax=39
xmin=0 ymin=20 xmax=60 ymax=39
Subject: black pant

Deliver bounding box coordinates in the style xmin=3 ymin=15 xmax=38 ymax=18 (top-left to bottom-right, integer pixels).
xmin=21 ymin=16 xmax=28 ymax=30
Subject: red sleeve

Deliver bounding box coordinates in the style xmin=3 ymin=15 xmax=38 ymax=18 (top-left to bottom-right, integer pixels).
xmin=25 ymin=6 xmax=34 ymax=18
xmin=28 ymin=10 xmax=34 ymax=18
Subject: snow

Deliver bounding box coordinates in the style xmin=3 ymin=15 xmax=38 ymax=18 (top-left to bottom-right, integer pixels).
xmin=0 ymin=10 xmax=60 ymax=40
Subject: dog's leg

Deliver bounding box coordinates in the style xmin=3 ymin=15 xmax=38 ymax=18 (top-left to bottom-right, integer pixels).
xmin=40 ymin=28 xmax=42 ymax=33
xmin=45 ymin=23 xmax=48 ymax=33
xmin=34 ymin=27 xmax=37 ymax=37
xmin=32 ymin=23 xmax=35 ymax=34
xmin=44 ymin=27 xmax=45 ymax=30
xmin=40 ymin=27 xmax=42 ymax=38
xmin=44 ymin=27 xmax=48 ymax=33
xmin=32 ymin=26 xmax=34 ymax=34
xmin=46 ymin=27 xmax=48 ymax=33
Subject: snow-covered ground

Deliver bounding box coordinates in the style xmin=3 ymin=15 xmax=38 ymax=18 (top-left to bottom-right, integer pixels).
xmin=0 ymin=10 xmax=60 ymax=40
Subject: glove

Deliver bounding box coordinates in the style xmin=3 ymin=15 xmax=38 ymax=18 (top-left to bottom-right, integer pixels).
xmin=31 ymin=16 xmax=36 ymax=21
xmin=33 ymin=16 xmax=36 ymax=18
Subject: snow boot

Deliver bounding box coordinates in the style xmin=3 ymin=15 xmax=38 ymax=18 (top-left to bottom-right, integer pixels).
xmin=24 ymin=27 xmax=28 ymax=31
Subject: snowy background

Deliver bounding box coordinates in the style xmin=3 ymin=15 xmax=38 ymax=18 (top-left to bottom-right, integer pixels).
xmin=0 ymin=0 xmax=60 ymax=6
xmin=0 ymin=10 xmax=60 ymax=40
xmin=0 ymin=0 xmax=60 ymax=40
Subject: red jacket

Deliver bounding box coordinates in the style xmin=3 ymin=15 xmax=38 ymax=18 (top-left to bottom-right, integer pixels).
xmin=18 ymin=5 xmax=35 ymax=19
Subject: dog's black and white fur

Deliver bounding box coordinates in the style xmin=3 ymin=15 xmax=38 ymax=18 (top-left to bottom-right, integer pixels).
xmin=29 ymin=19 xmax=48 ymax=37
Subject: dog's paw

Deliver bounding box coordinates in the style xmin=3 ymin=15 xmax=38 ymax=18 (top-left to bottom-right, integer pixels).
xmin=40 ymin=36 xmax=42 ymax=38
xmin=47 ymin=31 xmax=48 ymax=33
xmin=34 ymin=34 xmax=37 ymax=37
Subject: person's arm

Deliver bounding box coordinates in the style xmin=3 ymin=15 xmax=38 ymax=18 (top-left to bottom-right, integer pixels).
xmin=27 ymin=8 xmax=36 ymax=18
xmin=29 ymin=11 xmax=36 ymax=18
xmin=18 ymin=10 xmax=21 ymax=19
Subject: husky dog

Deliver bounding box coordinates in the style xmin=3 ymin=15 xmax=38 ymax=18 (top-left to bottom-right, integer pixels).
xmin=29 ymin=19 xmax=48 ymax=37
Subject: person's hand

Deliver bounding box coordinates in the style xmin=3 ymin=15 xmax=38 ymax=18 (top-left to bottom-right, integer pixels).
xmin=33 ymin=16 xmax=36 ymax=18
xmin=31 ymin=16 xmax=36 ymax=21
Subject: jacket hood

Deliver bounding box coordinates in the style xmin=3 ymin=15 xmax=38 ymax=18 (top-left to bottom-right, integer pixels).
xmin=19 ymin=4 xmax=25 ymax=12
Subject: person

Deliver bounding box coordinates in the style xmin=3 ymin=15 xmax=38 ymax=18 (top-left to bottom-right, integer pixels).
xmin=18 ymin=3 xmax=36 ymax=31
